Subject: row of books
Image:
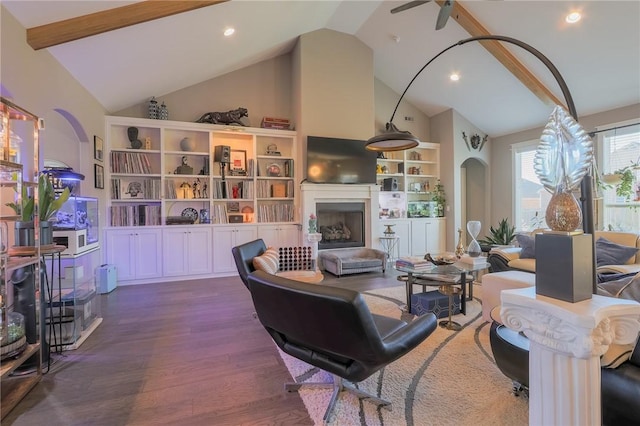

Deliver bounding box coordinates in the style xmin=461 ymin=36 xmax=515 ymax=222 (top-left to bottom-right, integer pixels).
xmin=109 ymin=205 xmax=161 ymax=226
xmin=110 ymin=151 xmax=154 ymax=174
xmin=256 ymin=180 xmax=295 ymax=198
xmin=257 ymin=203 xmax=294 ymax=223
xmin=209 ymin=180 xmax=254 ymax=199
xmin=209 ymin=204 xmax=228 ymax=224
xmin=261 ymin=116 xmax=292 ymax=130
xmin=111 ymin=178 xmax=161 ymax=200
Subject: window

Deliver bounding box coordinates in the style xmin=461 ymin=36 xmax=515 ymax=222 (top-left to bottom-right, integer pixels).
xmin=598 ymin=122 xmax=640 ymax=232
xmin=513 ymin=141 xmax=549 ymax=231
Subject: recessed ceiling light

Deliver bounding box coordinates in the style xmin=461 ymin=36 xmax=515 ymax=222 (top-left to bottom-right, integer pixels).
xmin=450 ymin=73 xmax=460 ymax=81
xmin=565 ymin=12 xmax=581 ymax=24
xmin=224 ymin=27 xmax=235 ymax=37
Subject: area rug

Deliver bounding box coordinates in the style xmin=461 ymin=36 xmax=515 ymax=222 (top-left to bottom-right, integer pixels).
xmin=277 ymin=284 xmax=529 ymax=425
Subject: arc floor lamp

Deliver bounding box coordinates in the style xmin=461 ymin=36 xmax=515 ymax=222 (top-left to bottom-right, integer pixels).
xmin=367 ymin=35 xmax=597 ymax=289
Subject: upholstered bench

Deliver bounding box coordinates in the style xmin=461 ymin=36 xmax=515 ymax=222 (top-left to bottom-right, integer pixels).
xmin=319 ymin=248 xmax=386 ymax=277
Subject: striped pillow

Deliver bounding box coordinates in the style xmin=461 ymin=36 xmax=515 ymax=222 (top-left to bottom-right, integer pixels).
xmin=252 ymin=247 xmax=279 ymax=274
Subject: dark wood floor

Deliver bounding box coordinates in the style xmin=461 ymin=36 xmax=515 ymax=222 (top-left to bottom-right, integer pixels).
xmin=3 ymin=270 xmax=399 ymax=425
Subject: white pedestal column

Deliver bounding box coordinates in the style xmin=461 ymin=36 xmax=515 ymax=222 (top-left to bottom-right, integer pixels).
xmin=501 ymin=287 xmax=640 ymax=426
xmin=306 ymin=232 xmax=322 ymax=270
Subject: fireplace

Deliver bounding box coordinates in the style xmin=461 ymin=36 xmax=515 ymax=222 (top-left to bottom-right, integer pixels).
xmin=300 ymin=183 xmax=380 ymax=251
xmin=316 ymin=202 xmax=365 ymax=250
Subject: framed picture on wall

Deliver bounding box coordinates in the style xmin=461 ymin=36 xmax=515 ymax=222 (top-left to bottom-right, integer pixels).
xmin=94 ymin=164 xmax=104 ymax=189
xmin=94 ymin=135 xmax=104 ymax=161
xmin=229 ymin=150 xmax=246 ymax=175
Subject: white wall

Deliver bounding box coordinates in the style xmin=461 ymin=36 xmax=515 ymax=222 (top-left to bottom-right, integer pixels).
xmin=374 ymin=78 xmax=430 ymax=142
xmin=115 ymin=55 xmax=293 ymax=129
xmin=294 ymin=28 xmax=374 ymax=142
xmin=1 ymin=6 xmax=107 ymax=197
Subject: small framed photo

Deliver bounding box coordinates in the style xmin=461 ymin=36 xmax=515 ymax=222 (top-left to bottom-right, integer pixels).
xmin=94 ymin=135 xmax=104 ymax=162
xmin=229 ymin=150 xmax=246 ymax=173
xmin=94 ymin=164 xmax=104 ymax=189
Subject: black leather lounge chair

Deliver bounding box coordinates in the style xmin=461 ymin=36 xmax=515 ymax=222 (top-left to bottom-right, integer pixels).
xmin=231 ymin=238 xmax=267 ymax=289
xmin=246 ymin=270 xmax=438 ymax=423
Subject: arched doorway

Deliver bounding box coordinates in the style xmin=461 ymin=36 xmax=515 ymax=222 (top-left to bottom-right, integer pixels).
xmin=460 ymin=157 xmax=488 ymax=245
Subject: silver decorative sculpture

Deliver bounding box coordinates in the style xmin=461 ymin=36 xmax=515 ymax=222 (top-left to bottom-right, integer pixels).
xmin=534 ymin=105 xmax=593 ymax=232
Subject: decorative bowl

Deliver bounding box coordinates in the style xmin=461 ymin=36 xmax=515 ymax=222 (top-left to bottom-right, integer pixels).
xmin=424 ymin=253 xmax=458 ymax=265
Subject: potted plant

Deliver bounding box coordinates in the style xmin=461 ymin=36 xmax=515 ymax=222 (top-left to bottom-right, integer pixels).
xmin=38 ymin=174 xmax=71 ymax=245
xmin=478 ymin=218 xmax=516 ymax=248
xmin=5 ymin=174 xmax=70 ymax=246
xmin=614 ymin=166 xmax=637 ymax=202
xmin=431 ymin=180 xmax=446 ymax=217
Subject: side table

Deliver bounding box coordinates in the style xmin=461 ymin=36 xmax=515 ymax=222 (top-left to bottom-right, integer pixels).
xmin=379 ymin=235 xmax=399 ymax=269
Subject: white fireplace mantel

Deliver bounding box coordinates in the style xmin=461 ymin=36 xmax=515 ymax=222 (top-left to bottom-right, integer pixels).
xmin=301 ymin=183 xmax=380 ymax=249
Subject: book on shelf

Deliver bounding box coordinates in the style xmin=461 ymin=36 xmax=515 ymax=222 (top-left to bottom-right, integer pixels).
xmin=261 ymin=122 xmax=291 ymax=130
xmin=262 ymin=116 xmax=290 ymax=124
xmin=271 ymin=183 xmax=286 ymax=197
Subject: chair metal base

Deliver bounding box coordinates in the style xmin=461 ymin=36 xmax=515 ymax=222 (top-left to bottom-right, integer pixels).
xmin=285 ymin=374 xmax=392 ymax=423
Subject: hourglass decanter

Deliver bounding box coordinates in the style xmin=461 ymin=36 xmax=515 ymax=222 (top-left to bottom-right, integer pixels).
xmin=466 ymin=221 xmax=482 ymax=257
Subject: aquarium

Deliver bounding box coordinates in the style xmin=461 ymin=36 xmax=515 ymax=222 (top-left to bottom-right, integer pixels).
xmin=52 ymin=196 xmax=99 ymax=255
xmin=407 ymin=201 xmax=437 ymax=218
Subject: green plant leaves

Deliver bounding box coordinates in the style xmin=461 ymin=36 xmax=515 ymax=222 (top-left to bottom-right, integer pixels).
xmin=478 ymin=218 xmax=516 ymax=246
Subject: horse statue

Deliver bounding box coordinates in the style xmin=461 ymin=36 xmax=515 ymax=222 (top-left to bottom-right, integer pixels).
xmin=195 ymin=107 xmax=248 ymax=126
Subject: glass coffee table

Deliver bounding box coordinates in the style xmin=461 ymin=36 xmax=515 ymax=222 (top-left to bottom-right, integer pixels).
xmin=396 ymin=261 xmax=489 ymax=330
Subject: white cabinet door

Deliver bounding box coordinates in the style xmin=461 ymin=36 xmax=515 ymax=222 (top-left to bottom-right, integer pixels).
xmin=105 ymin=228 xmax=162 ymax=281
xmin=410 ymin=220 xmax=429 ymax=255
xmin=162 ymin=227 xmax=187 ymax=276
xmin=163 ymin=227 xmax=212 ymax=277
xmin=131 ymin=229 xmax=162 ymax=280
xmin=187 ymin=228 xmax=212 ymax=275
xmin=105 ymin=230 xmax=136 ymax=281
xmin=380 ymin=219 xmax=411 ymax=258
xmin=257 ymin=224 xmax=300 ymax=247
xmin=410 ymin=219 xmax=446 ymax=255
xmin=213 ymin=225 xmax=257 ymax=273
xmin=425 ymin=219 xmax=446 ymax=254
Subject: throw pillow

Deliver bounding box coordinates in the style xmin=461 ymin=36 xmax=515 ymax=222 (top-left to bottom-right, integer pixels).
xmin=595 ymin=237 xmax=639 ymax=267
xmin=516 ymin=233 xmax=536 ymax=259
xmin=252 ymin=247 xmax=279 ymax=274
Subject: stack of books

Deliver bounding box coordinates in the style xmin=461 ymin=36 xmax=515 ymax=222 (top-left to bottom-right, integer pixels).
xmin=395 ymin=256 xmax=433 ymax=270
xmin=261 ymin=116 xmax=292 ymax=130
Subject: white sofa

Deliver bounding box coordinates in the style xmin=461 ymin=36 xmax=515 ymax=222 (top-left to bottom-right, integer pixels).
xmin=482 ymin=231 xmax=640 ymax=323
xmin=487 ymin=231 xmax=640 ymax=275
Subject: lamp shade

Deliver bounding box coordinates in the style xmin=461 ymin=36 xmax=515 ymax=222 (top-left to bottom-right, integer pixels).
xmin=365 ymin=122 xmax=420 ymax=151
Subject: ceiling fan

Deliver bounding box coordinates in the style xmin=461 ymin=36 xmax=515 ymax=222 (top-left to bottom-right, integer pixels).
xmin=390 ymin=0 xmax=454 ymax=30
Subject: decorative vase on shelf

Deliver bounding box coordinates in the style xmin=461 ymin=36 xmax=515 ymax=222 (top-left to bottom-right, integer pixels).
xmin=180 ymin=137 xmax=195 ymax=152
xmin=455 ymin=228 xmax=465 ymax=257
xmin=308 ymin=214 xmax=317 ymax=233
xmin=466 ymin=220 xmax=482 ymax=257
xmin=158 ymin=102 xmax=169 ymax=120
xmin=148 ymin=97 xmax=158 ymax=119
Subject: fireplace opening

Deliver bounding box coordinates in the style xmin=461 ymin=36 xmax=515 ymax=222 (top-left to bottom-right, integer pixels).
xmin=316 ymin=202 xmax=365 ymax=250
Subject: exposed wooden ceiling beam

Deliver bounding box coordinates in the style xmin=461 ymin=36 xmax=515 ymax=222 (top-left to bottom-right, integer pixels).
xmin=27 ymin=0 xmax=228 ymax=50
xmin=437 ymin=0 xmax=565 ymax=109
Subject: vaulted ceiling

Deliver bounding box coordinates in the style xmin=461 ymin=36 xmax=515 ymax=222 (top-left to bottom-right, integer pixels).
xmin=3 ymin=1 xmax=639 ymax=137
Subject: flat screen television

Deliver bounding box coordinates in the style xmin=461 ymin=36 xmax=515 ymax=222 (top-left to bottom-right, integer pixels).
xmin=306 ymin=136 xmax=377 ymax=184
